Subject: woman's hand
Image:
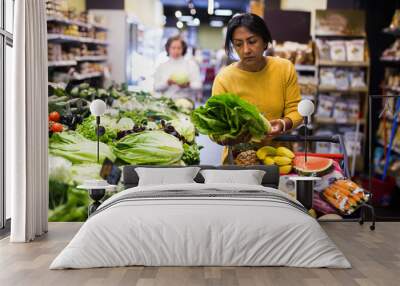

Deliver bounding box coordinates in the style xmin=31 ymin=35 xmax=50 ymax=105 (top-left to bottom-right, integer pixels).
xmin=268 ymin=119 xmax=285 ymax=136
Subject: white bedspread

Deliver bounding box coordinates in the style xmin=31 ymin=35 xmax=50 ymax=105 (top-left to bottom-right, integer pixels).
xmin=50 ymin=183 xmax=351 ymax=269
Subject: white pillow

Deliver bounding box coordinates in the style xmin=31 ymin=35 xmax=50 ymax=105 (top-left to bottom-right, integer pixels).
xmin=200 ymin=169 xmax=266 ymax=185
xmin=136 ymin=167 xmax=201 ymax=186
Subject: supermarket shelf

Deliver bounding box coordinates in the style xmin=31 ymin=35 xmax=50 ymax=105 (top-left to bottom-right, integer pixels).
xmin=383 ymin=27 xmax=400 ymax=37
xmin=315 ymin=117 xmax=366 ymax=125
xmin=380 ymin=58 xmax=400 ymax=65
xmin=75 ymin=56 xmax=108 ymax=62
xmin=377 ymin=140 xmax=400 ymax=156
xmin=47 ymin=16 xmax=108 ymax=31
xmin=315 ymin=33 xmax=366 ymax=38
xmin=318 ymin=86 xmax=368 ymax=94
xmin=382 ymin=85 xmax=400 ymax=93
xmin=47 ymin=34 xmax=108 ymax=45
xmin=318 ymin=60 xmax=369 ymax=67
xmin=295 ymin=64 xmax=316 ymax=72
xmin=48 ymin=60 xmax=77 ymax=67
xmin=72 ymin=72 xmax=103 ymax=81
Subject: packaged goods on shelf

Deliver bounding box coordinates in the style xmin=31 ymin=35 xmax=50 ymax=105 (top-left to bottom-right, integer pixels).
xmin=316 ymin=39 xmax=365 ymax=62
xmin=383 ymin=68 xmax=400 ymax=91
xmin=344 ymin=131 xmax=363 ymax=156
xmin=347 ymin=99 xmax=360 ymax=120
xmin=319 ymin=67 xmax=366 ymax=90
xmin=332 ymin=100 xmax=349 ymax=122
xmin=298 ymin=76 xmax=318 ymax=96
xmin=316 ymin=95 xmax=335 ymax=118
xmin=272 ymin=41 xmax=314 ymax=65
xmin=328 ymin=40 xmax=346 ymax=62
xmin=377 ymin=120 xmax=400 ymax=152
xmin=389 ymin=9 xmax=400 ymax=30
xmin=320 ymin=68 xmax=336 ymax=87
xmin=381 ymin=40 xmax=400 ymax=61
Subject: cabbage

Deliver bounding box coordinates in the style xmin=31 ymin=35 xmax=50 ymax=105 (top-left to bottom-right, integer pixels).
xmin=75 ymin=115 xmax=118 ymax=144
xmin=169 ymin=117 xmax=196 ymax=143
xmin=170 ymin=73 xmax=189 ymax=85
xmin=70 ymin=164 xmax=102 ymax=185
xmin=113 ymin=131 xmax=183 ymax=165
xmin=191 ymin=93 xmax=271 ymax=144
xmin=49 ymin=155 xmax=73 ymax=185
xmin=49 ymin=131 xmax=116 ymax=164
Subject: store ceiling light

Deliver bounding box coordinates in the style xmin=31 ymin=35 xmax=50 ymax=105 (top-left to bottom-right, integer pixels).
xmin=175 ymin=10 xmax=182 ymax=18
xmin=180 ymin=15 xmax=193 ymax=22
xmin=176 ymin=21 xmax=184 ymax=29
xmin=208 ymin=0 xmax=214 ymax=15
xmin=210 ymin=20 xmax=224 ymax=27
xmin=190 ymin=8 xmax=196 ymax=15
xmin=214 ymin=9 xmax=232 ymax=16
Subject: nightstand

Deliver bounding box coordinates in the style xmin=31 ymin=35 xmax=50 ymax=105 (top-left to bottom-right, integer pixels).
xmin=288 ymin=177 xmax=321 ymax=209
xmin=77 ymin=180 xmax=117 ymax=216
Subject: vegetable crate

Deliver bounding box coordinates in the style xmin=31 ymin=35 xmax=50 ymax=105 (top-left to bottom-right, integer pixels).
xmin=273 ymin=134 xmax=376 ymax=230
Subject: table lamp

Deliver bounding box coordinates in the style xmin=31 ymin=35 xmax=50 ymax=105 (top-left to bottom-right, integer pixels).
xmin=298 ymin=99 xmax=315 ymax=163
xmin=90 ymin=99 xmax=106 ymax=163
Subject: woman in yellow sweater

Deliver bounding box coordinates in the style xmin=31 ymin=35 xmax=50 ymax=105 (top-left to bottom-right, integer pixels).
xmin=212 ymin=13 xmax=303 ymax=138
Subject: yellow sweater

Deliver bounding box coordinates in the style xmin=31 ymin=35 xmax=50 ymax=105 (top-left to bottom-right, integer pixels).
xmin=212 ymin=56 xmax=303 ymax=163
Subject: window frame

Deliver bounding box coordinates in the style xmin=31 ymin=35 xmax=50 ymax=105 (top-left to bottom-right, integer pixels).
xmin=1 ymin=0 xmax=13 ymax=231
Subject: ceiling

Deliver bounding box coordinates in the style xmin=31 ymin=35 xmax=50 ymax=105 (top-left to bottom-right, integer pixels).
xmin=161 ymin=0 xmax=249 ymax=27
xmin=160 ymin=0 xmax=248 ymax=11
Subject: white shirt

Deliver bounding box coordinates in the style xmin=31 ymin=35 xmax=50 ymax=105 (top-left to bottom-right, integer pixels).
xmin=153 ymin=57 xmax=202 ymax=99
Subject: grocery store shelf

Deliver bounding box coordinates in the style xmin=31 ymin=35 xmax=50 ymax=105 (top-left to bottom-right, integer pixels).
xmin=382 ymin=85 xmax=400 ymax=93
xmin=315 ymin=33 xmax=366 ymax=38
xmin=75 ymin=56 xmax=108 ymax=62
xmin=318 ymin=86 xmax=368 ymax=94
xmin=47 ymin=16 xmax=108 ymax=31
xmin=47 ymin=34 xmax=108 ymax=45
xmin=383 ymin=27 xmax=400 ymax=37
xmin=295 ymin=64 xmax=316 ymax=72
xmin=48 ymin=60 xmax=77 ymax=67
xmin=72 ymin=72 xmax=103 ymax=81
xmin=315 ymin=117 xmax=366 ymax=125
xmin=318 ymin=60 xmax=369 ymax=67
xmin=380 ymin=58 xmax=400 ymax=65
xmin=377 ymin=140 xmax=400 ymax=155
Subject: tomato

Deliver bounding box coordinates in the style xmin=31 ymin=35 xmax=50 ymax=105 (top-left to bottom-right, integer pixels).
xmin=51 ymin=122 xmax=63 ymax=133
xmin=49 ymin=111 xmax=61 ymax=122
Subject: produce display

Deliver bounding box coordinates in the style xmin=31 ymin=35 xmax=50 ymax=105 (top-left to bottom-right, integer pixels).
xmin=321 ymin=179 xmax=369 ymax=215
xmin=191 ymin=93 xmax=271 ymax=145
xmin=48 ymin=82 xmax=200 ymax=222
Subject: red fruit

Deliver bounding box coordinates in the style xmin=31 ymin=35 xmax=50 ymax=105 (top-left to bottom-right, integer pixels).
xmin=51 ymin=122 xmax=63 ymax=133
xmin=49 ymin=111 xmax=61 ymax=122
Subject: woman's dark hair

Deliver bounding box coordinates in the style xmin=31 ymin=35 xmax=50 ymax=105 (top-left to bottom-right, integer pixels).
xmin=225 ymin=13 xmax=272 ymax=57
xmin=165 ymin=36 xmax=188 ymax=56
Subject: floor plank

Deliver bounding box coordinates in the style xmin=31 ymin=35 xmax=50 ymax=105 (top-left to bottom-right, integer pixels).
xmin=0 ymin=222 xmax=399 ymax=286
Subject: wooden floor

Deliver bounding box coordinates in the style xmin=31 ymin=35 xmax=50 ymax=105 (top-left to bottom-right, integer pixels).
xmin=0 ymin=222 xmax=399 ymax=286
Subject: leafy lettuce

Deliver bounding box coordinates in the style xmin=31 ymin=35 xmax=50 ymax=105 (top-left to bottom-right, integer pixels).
xmin=191 ymin=93 xmax=271 ymax=144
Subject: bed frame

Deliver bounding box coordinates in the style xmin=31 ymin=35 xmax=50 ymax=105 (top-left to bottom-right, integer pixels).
xmin=123 ymin=165 xmax=280 ymax=189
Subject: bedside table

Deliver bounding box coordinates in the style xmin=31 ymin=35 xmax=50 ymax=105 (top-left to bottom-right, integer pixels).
xmin=287 ymin=177 xmax=321 ymax=209
xmin=77 ymin=180 xmax=117 ymax=216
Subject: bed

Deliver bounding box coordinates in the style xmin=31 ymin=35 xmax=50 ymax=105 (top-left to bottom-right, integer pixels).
xmin=50 ymin=165 xmax=351 ymax=269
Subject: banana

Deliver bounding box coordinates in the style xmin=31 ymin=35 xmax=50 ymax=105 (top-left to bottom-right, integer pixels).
xmin=276 ymin=146 xmax=295 ymax=159
xmin=263 ymin=157 xmax=275 ymax=165
xmin=256 ymin=146 xmax=277 ymax=160
xmin=279 ymin=165 xmax=292 ymax=175
xmin=274 ymin=156 xmax=292 ymax=166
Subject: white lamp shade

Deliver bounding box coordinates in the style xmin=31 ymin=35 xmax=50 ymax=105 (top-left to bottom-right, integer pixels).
xmin=298 ymin=99 xmax=315 ymax=117
xmin=90 ymin=99 xmax=106 ymax=116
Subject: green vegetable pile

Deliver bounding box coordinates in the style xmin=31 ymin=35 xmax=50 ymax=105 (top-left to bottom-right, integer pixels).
xmin=191 ymin=93 xmax=271 ymax=145
xmin=47 ymin=82 xmax=201 ymax=222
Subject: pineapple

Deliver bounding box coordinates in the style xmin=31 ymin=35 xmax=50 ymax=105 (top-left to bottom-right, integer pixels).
xmin=234 ymin=150 xmax=260 ymax=166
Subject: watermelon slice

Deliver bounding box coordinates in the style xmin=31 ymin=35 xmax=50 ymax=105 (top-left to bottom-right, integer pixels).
xmin=293 ymin=155 xmax=333 ymax=176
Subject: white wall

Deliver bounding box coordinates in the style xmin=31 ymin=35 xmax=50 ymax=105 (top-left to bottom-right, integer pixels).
xmin=89 ymin=10 xmax=128 ymax=84
xmin=125 ymin=0 xmax=164 ymax=28
xmin=280 ymin=0 xmax=327 ymax=36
